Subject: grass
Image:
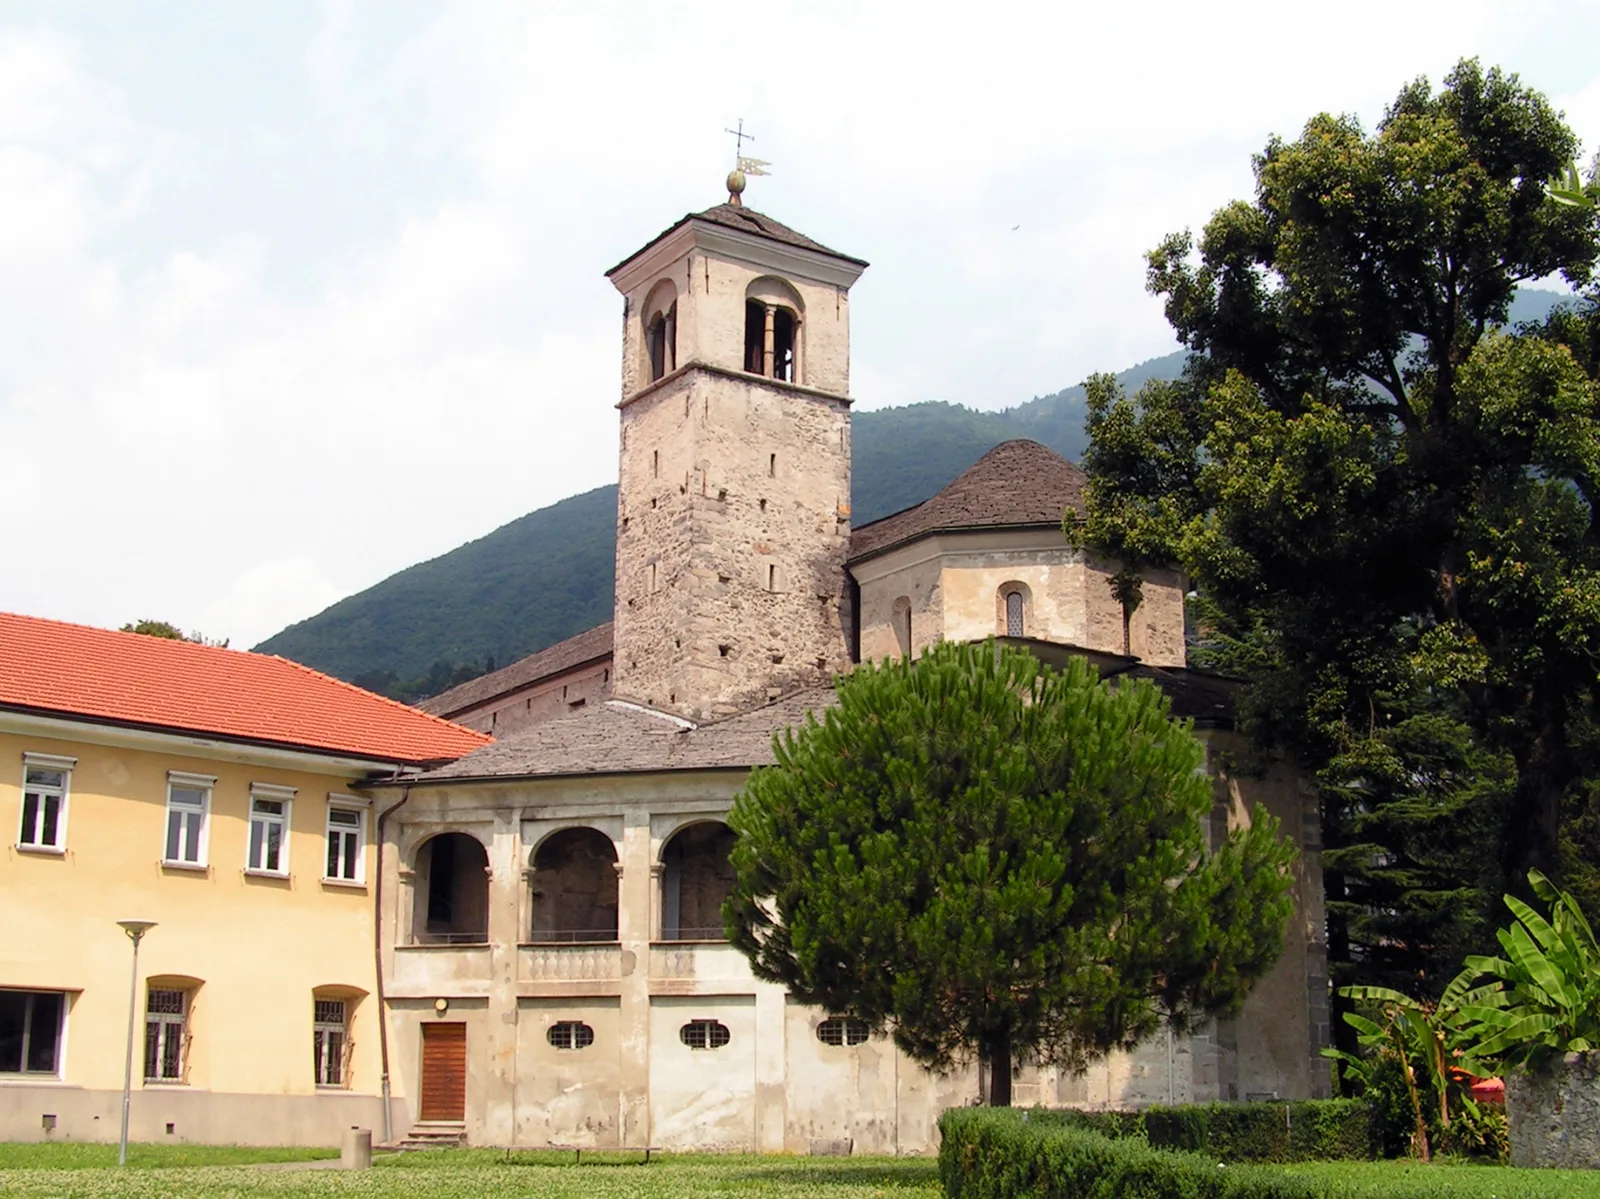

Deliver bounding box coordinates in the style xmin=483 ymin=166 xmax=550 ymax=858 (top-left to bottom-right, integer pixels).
xmin=0 ymin=1148 xmax=943 ymax=1197
xmin=0 ymin=1143 xmax=336 ymax=1169
xmin=1269 ymin=1158 xmax=1600 ymax=1197
xmin=6 ymin=1146 xmax=1600 ymax=1198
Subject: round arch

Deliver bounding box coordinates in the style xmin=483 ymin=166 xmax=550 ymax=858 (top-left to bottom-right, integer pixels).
xmin=743 ymin=276 xmax=804 ymax=383
xmin=411 ymin=831 xmax=489 ymax=945
xmin=529 ymin=826 xmax=620 ymax=943
xmin=658 ymin=820 xmax=736 ymax=942
xmin=642 ymin=277 xmax=678 ymax=382
xmin=996 ymin=580 xmax=1033 ymax=638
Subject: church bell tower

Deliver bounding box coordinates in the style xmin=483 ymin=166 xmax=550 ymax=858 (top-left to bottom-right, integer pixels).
xmin=605 ymin=171 xmax=868 ymax=721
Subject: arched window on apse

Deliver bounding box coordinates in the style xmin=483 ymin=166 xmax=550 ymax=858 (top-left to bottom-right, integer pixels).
xmin=744 ymin=277 xmax=802 ymax=383
xmin=891 ymin=596 xmax=913 ymax=658
xmin=997 ymin=583 xmax=1030 ymax=638
xmin=643 ymin=279 xmax=678 ymax=382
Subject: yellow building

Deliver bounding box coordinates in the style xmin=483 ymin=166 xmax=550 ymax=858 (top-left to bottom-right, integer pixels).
xmin=0 ymin=612 xmax=487 ymax=1145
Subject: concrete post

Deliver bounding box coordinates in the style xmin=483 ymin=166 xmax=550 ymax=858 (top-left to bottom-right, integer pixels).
xmin=340 ymin=1128 xmax=372 ymax=1169
xmin=617 ymin=816 xmax=655 ymax=1146
xmin=483 ymin=812 xmax=520 ymax=1144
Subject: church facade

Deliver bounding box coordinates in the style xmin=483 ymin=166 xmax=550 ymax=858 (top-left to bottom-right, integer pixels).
xmin=380 ymin=188 xmax=1331 ymax=1153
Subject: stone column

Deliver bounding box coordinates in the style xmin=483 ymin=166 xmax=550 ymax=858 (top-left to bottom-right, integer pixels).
xmin=762 ymin=304 xmax=775 ymax=377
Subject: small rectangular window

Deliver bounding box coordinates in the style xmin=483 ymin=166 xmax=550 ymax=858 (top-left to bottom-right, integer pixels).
xmin=0 ymin=990 xmax=66 ymax=1075
xmin=325 ymin=806 xmax=365 ymax=883
xmin=18 ymin=754 xmax=74 ymax=851
xmin=164 ymin=776 xmax=212 ymax=867
xmin=313 ymin=998 xmax=348 ymax=1088
xmin=144 ymin=988 xmax=188 ymax=1083
xmin=247 ymin=794 xmax=290 ymax=875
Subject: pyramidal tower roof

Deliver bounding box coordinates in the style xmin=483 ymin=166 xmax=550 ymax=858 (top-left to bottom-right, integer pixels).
xmin=607 ymin=201 xmax=867 ymax=278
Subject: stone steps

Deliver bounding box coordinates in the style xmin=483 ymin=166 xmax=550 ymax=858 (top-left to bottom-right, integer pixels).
xmin=384 ymin=1123 xmax=467 ymax=1151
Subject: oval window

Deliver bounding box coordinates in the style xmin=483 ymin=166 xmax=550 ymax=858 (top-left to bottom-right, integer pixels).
xmin=679 ymin=1019 xmax=731 ymax=1050
xmin=816 ymin=1017 xmax=870 ymax=1047
xmin=547 ymin=1021 xmax=595 ymax=1050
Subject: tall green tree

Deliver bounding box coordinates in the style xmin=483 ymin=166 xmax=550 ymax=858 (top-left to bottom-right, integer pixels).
xmin=723 ymin=640 xmax=1296 ymax=1105
xmin=1067 ymin=60 xmax=1600 ymax=1000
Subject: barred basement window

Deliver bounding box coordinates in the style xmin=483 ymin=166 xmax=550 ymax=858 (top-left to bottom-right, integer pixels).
xmin=816 ymin=1017 xmax=870 ymax=1047
xmin=679 ymin=1019 xmax=730 ymax=1050
xmin=313 ymin=999 xmax=348 ymax=1087
xmin=547 ymin=1021 xmax=595 ymax=1050
xmin=144 ymin=988 xmax=188 ymax=1082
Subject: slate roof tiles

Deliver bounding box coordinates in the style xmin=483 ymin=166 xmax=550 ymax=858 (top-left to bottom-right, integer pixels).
xmin=404 ymin=688 xmax=833 ymax=784
xmin=419 ymin=622 xmax=615 ymax=719
xmin=848 ymin=439 xmax=1088 ymax=561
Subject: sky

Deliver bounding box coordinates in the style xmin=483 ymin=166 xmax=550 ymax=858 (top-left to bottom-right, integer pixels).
xmin=2 ymin=1 xmax=1600 ymax=650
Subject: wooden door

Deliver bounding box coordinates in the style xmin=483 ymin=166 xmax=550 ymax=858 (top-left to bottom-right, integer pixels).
xmin=419 ymin=1022 xmax=467 ymax=1122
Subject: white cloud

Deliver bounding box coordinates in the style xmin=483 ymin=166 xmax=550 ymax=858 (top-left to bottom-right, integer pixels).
xmin=0 ymin=2 xmax=1597 ymax=651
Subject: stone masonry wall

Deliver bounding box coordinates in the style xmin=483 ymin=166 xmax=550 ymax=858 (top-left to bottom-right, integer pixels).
xmin=1508 ymin=1054 xmax=1600 ymax=1168
xmin=614 ymin=370 xmax=851 ymax=720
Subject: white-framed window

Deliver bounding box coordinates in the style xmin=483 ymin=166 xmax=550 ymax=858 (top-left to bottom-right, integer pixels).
xmin=144 ymin=987 xmax=189 ymax=1083
xmin=247 ymin=784 xmax=295 ymax=875
xmin=0 ymin=989 xmax=66 ymax=1075
xmin=325 ymin=803 xmax=366 ymax=883
xmin=18 ymin=753 xmax=75 ymax=852
xmin=313 ymin=998 xmax=348 ymax=1088
xmin=164 ymin=772 xmax=215 ymax=868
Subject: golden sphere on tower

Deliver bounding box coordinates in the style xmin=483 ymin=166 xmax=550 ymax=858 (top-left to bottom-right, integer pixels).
xmin=726 ymin=169 xmax=746 ymax=203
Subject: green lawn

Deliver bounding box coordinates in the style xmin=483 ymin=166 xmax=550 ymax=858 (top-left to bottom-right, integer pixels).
xmin=1270 ymin=1159 xmax=1600 ymax=1197
xmin=0 ymin=1148 xmax=942 ymax=1198
xmin=0 ymin=1143 xmax=337 ymax=1169
xmin=5 ymin=1146 xmax=1600 ymax=1198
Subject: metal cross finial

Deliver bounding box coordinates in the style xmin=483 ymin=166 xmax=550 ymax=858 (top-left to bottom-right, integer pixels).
xmin=725 ymin=119 xmax=754 ymax=164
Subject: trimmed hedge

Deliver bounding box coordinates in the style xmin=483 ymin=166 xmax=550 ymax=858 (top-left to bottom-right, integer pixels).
xmin=1016 ymin=1100 xmax=1371 ymax=1163
xmin=1144 ymin=1101 xmax=1371 ymax=1162
xmin=939 ymin=1108 xmax=1316 ymax=1199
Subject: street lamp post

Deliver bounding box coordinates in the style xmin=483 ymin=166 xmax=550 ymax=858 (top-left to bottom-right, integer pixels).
xmin=115 ymin=920 xmax=156 ymax=1168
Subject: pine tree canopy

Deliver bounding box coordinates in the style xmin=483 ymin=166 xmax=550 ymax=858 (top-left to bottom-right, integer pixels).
xmin=723 ymin=639 xmax=1296 ymax=1105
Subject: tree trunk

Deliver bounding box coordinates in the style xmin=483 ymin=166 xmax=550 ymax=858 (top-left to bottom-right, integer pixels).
xmin=984 ymin=1029 xmax=1013 ymax=1107
xmin=1506 ymin=694 xmax=1569 ymax=895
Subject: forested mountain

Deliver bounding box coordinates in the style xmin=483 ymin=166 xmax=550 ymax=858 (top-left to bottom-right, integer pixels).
xmin=256 ymin=351 xmax=1187 ymax=697
xmin=258 ymin=287 xmax=1566 ymax=698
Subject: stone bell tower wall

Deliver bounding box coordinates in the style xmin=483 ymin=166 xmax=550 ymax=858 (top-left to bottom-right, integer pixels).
xmin=613 ymin=366 xmax=851 ymax=720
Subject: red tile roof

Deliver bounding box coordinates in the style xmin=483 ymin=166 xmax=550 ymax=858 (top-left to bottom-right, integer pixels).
xmin=0 ymin=612 xmax=491 ymax=766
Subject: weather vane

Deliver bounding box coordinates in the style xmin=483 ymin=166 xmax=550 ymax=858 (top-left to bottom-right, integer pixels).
xmin=723 ymin=118 xmax=770 ymax=206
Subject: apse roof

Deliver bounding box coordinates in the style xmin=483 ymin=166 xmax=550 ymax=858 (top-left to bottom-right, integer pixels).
xmin=848 ymin=439 xmax=1088 ymax=562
